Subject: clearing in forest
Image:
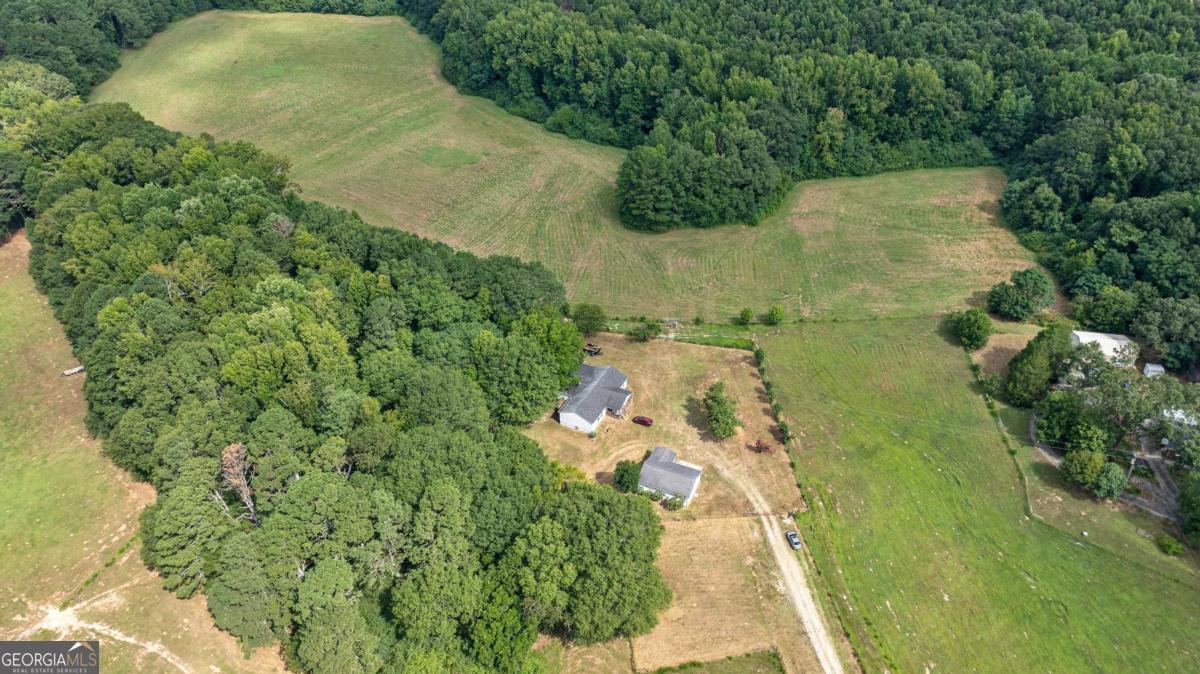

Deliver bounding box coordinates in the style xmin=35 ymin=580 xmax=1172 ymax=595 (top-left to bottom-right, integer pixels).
xmin=93 ymin=10 xmax=1033 ymax=321
xmin=0 ymin=234 xmax=284 ymax=673
xmin=527 ymin=334 xmax=828 ymax=673
xmin=760 ymin=320 xmax=1200 ymax=673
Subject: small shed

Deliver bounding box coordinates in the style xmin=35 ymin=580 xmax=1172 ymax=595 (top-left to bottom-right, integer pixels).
xmin=1161 ymin=408 xmax=1199 ymax=451
xmin=1144 ymin=363 xmax=1166 ymax=378
xmin=558 ymin=364 xmax=632 ymax=433
xmin=638 ymin=446 xmax=703 ymax=506
xmin=1071 ymin=330 xmax=1138 ymax=366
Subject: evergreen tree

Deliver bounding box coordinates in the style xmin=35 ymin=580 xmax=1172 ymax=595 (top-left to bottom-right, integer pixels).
xmin=1092 ymin=463 xmax=1129 ymax=499
xmin=207 ymin=532 xmax=286 ymax=652
xmin=703 ymin=382 xmax=741 ymax=439
xmin=150 ymin=457 xmax=233 ymax=598
xmin=612 ymin=460 xmax=641 ymax=494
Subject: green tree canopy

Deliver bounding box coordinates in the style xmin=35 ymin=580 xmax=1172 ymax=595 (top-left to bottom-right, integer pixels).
xmin=951 ymin=308 xmax=992 ymax=351
xmin=539 ymin=484 xmax=671 ymax=643
xmin=571 ymin=303 xmax=607 ymax=335
xmin=987 ymin=269 xmax=1055 ymax=321
xmin=702 ymin=381 xmax=741 ymax=439
xmin=613 ymin=460 xmax=641 ymax=494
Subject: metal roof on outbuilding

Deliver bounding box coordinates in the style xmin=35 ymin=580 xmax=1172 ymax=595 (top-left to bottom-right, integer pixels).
xmin=638 ymin=446 xmax=702 ymax=501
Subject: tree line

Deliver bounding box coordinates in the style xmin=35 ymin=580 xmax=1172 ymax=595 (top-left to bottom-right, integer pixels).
xmin=1 ymin=56 xmax=671 ymax=672
xmin=401 ymin=0 xmax=1200 ymax=372
xmin=6 ymin=1 xmax=1200 ymax=366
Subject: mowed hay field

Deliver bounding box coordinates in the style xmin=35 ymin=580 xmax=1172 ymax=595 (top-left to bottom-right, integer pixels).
xmin=0 ymin=235 xmax=284 ymax=673
xmin=94 ymin=11 xmax=1033 ymax=320
xmin=760 ymin=320 xmax=1200 ymax=672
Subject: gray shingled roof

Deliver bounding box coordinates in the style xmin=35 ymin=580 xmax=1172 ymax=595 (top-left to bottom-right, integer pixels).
xmin=639 ymin=446 xmax=701 ymax=499
xmin=559 ymin=364 xmax=631 ymax=424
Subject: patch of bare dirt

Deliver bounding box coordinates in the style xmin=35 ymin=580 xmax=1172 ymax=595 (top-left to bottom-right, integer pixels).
xmin=631 ymin=519 xmax=775 ymax=671
xmin=973 ymin=330 xmax=1038 ymax=377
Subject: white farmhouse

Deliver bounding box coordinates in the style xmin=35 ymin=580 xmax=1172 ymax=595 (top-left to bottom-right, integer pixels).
xmin=557 ymin=364 xmax=632 ymax=433
xmin=1071 ymin=330 xmax=1138 ymax=366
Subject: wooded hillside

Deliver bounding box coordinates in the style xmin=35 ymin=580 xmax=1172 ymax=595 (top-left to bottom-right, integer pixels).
xmin=0 ymin=50 xmax=670 ymax=674
xmin=5 ymin=0 xmax=1200 ymax=367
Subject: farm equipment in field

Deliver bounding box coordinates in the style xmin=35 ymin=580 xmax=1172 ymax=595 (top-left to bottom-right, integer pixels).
xmin=583 ymin=343 xmax=603 ymax=357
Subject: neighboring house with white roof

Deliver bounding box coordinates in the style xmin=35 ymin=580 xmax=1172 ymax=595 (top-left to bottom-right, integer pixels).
xmin=1071 ymin=330 xmax=1138 ymax=366
xmin=557 ymin=364 xmax=632 ymax=433
xmin=638 ymin=446 xmax=703 ymax=506
xmin=1144 ymin=363 xmax=1166 ymax=378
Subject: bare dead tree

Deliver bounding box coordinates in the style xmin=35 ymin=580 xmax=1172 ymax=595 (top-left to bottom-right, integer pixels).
xmin=220 ymin=442 xmax=258 ymax=524
xmin=270 ymin=213 xmax=295 ymax=238
xmin=210 ymin=489 xmax=231 ymax=518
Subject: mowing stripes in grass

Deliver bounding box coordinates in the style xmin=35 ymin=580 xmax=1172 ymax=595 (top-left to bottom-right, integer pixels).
xmin=94 ymin=11 xmax=1035 ymax=322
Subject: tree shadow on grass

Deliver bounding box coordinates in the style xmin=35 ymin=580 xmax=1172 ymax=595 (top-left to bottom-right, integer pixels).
xmin=685 ymin=396 xmax=717 ymax=442
xmin=1029 ymin=458 xmax=1070 ymax=490
xmin=936 ymin=313 xmax=961 ymax=348
xmin=967 ymin=289 xmax=991 ymax=310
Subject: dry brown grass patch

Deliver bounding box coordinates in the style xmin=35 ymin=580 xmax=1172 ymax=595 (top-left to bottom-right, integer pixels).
xmin=631 ymin=518 xmax=775 ymax=671
xmin=973 ymin=329 xmax=1038 ymax=377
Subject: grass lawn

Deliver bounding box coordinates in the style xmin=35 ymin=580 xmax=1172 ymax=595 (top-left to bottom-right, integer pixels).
xmin=761 ymin=319 xmax=1200 ymax=672
xmin=0 ymin=234 xmax=283 ymax=673
xmin=534 ymin=641 xmax=784 ymax=674
xmin=533 ymin=638 xmax=634 ymax=674
xmin=93 ymin=10 xmax=1034 ymax=322
xmin=0 ymin=235 xmax=140 ymax=628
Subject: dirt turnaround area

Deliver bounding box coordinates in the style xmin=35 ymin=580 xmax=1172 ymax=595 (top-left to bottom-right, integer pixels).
xmin=528 ymin=334 xmax=841 ymax=673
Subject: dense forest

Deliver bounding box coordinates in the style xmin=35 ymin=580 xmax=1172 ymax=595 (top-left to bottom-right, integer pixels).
xmin=0 ymin=47 xmax=670 ymax=674
xmin=7 ymin=0 xmax=1199 ymax=371
xmin=392 ymin=0 xmax=1200 ymax=370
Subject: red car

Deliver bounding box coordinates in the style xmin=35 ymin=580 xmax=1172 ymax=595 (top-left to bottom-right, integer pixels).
xmin=632 ymin=416 xmax=654 ymax=427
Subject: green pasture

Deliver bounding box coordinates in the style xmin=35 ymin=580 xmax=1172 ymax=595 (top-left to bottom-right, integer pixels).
xmin=761 ymin=320 xmax=1200 ymax=672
